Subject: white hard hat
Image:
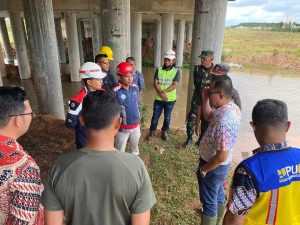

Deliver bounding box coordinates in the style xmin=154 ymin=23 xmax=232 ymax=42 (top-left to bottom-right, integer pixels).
xmin=79 ymin=62 xmax=107 ymax=80
xmin=164 ymin=49 xmax=176 ymax=60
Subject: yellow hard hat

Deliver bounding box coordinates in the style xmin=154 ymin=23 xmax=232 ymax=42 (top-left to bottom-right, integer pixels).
xmin=98 ymin=46 xmax=114 ymax=61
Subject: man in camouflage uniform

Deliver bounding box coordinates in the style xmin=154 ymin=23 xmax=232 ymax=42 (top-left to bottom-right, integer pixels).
xmin=183 ymin=50 xmax=214 ymax=148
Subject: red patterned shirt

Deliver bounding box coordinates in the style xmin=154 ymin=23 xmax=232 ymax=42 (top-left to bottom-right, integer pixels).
xmin=0 ymin=135 xmax=44 ymax=224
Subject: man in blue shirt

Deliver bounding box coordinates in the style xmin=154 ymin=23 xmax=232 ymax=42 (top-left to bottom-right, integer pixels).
xmin=126 ymin=56 xmax=145 ymax=93
xmin=113 ymin=62 xmax=141 ymax=155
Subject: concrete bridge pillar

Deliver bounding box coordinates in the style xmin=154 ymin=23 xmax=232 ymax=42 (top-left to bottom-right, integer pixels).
xmin=186 ymin=21 xmax=193 ymax=43
xmin=161 ymin=13 xmax=174 ymax=64
xmin=23 ymin=0 xmax=65 ymax=119
xmin=175 ymin=19 xmax=185 ymax=67
xmin=0 ymin=18 xmax=14 ymax=63
xmin=186 ymin=0 xmax=228 ymax=116
xmin=91 ymin=15 xmax=102 ymax=59
xmin=131 ymin=13 xmax=142 ymax=72
xmin=54 ymin=17 xmax=67 ymax=64
xmin=21 ymin=18 xmax=31 ymax=62
xmin=0 ymin=42 xmax=6 ymax=83
xmin=154 ymin=19 xmax=161 ymax=68
xmin=9 ymin=12 xmax=31 ymax=79
xmin=77 ymin=19 xmax=84 ymax=64
xmin=101 ymin=0 xmax=131 ymax=76
xmin=64 ymin=12 xmax=81 ymax=82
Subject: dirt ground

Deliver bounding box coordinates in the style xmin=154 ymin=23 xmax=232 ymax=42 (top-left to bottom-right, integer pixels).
xmin=18 ymin=115 xmax=75 ymax=183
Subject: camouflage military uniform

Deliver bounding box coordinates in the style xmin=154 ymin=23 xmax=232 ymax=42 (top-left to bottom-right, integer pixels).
xmin=186 ymin=65 xmax=213 ymax=139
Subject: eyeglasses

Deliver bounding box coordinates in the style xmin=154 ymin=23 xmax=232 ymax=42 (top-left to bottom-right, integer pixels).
xmin=208 ymin=91 xmax=221 ymax=96
xmin=9 ymin=111 xmax=35 ymax=119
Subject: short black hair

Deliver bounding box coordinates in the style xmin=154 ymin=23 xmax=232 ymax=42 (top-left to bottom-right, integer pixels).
xmin=0 ymin=86 xmax=27 ymax=128
xmin=211 ymin=75 xmax=233 ymax=98
xmin=252 ymin=99 xmax=288 ymax=128
xmin=126 ymin=56 xmax=135 ymax=62
xmin=94 ymin=54 xmax=108 ymax=63
xmin=82 ymin=90 xmax=121 ymax=130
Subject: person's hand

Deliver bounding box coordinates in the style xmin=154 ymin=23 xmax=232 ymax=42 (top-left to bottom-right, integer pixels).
xmin=195 ymin=124 xmax=200 ymax=137
xmin=199 ymin=167 xmax=207 ymax=178
xmin=161 ymin=91 xmax=168 ymax=101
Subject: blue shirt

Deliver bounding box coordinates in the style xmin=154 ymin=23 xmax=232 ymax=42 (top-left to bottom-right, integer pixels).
xmin=113 ymin=84 xmax=140 ymax=132
xmin=132 ymin=69 xmax=145 ymax=92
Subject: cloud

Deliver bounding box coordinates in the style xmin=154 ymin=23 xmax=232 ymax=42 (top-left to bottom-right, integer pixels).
xmin=229 ymin=0 xmax=268 ymax=8
xmin=226 ymin=0 xmax=300 ymax=25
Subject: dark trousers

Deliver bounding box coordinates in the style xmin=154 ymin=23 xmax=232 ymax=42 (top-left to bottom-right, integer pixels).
xmin=150 ymin=100 xmax=176 ymax=132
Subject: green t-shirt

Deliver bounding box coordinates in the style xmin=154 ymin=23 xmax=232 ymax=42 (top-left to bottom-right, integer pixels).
xmin=42 ymin=149 xmax=156 ymax=225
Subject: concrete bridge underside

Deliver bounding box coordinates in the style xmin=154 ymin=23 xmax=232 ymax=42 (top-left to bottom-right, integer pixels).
xmin=0 ymin=0 xmax=231 ymax=118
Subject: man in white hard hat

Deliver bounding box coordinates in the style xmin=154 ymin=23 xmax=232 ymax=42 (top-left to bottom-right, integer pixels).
xmin=146 ymin=49 xmax=180 ymax=141
xmin=65 ymin=62 xmax=107 ymax=149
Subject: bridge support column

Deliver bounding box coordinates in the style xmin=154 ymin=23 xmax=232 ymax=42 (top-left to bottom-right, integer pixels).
xmin=77 ymin=19 xmax=84 ymax=64
xmin=131 ymin=13 xmax=142 ymax=72
xmin=101 ymin=0 xmax=130 ymax=76
xmin=9 ymin=12 xmax=31 ymax=79
xmin=0 ymin=18 xmax=14 ymax=63
xmin=186 ymin=21 xmax=193 ymax=43
xmin=154 ymin=19 xmax=161 ymax=68
xmin=0 ymin=42 xmax=6 ymax=83
xmin=186 ymin=0 xmax=228 ymax=116
xmin=91 ymin=15 xmax=102 ymax=59
xmin=65 ymin=12 xmax=81 ymax=82
xmin=175 ymin=19 xmax=185 ymax=67
xmin=161 ymin=13 xmax=174 ymax=64
xmin=23 ymin=0 xmax=65 ymax=119
xmin=54 ymin=17 xmax=66 ymax=64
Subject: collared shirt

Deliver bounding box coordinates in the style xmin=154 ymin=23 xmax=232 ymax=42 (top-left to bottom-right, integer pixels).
xmin=132 ymin=69 xmax=145 ymax=92
xmin=113 ymin=83 xmax=140 ymax=132
xmin=0 ymin=135 xmax=44 ymax=224
xmin=199 ymin=101 xmax=241 ymax=165
xmin=227 ymin=141 xmax=290 ymax=216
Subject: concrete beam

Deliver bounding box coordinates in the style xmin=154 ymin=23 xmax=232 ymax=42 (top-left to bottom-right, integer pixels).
xmin=186 ymin=21 xmax=192 ymax=43
xmin=65 ymin=12 xmax=81 ymax=82
xmin=23 ymin=0 xmax=65 ymax=119
xmin=9 ymin=11 xmax=31 ymax=79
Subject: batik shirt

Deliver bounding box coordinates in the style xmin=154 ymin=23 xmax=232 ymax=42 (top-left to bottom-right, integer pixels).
xmin=0 ymin=135 xmax=44 ymax=224
xmin=199 ymin=101 xmax=241 ymax=165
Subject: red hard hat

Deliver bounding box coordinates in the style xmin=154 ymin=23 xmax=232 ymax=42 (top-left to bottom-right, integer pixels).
xmin=117 ymin=62 xmax=133 ymax=75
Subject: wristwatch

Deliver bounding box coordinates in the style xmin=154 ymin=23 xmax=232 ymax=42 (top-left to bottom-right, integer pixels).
xmin=200 ymin=168 xmax=207 ymax=178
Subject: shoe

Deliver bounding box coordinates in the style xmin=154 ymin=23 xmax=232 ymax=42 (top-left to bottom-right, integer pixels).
xmin=183 ymin=138 xmax=193 ymax=148
xmin=146 ymin=130 xmax=155 ymax=140
xmin=216 ymin=204 xmax=226 ymax=225
xmin=201 ymin=214 xmax=217 ymax=225
xmin=161 ymin=131 xmax=169 ymax=141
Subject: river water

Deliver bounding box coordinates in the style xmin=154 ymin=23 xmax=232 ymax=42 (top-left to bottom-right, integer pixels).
xmin=3 ymin=67 xmax=300 ymax=161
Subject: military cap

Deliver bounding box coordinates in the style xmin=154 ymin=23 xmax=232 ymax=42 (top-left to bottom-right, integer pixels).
xmin=210 ymin=64 xmax=230 ymax=76
xmin=199 ymin=50 xmax=214 ymax=58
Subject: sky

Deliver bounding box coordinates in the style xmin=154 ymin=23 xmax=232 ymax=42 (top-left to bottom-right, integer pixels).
xmin=226 ymin=0 xmax=300 ymax=26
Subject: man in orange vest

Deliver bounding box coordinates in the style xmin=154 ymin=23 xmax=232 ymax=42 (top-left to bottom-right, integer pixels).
xmin=223 ymin=99 xmax=300 ymax=225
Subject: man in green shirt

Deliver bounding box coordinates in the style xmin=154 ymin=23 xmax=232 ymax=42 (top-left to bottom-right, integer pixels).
xmin=43 ymin=90 xmax=156 ymax=225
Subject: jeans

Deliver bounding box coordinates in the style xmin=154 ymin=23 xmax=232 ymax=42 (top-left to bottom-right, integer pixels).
xmin=196 ymin=158 xmax=230 ymax=217
xmin=150 ymin=100 xmax=176 ymax=132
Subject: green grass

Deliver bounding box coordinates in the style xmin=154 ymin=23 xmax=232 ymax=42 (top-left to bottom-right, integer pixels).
xmin=222 ymin=29 xmax=300 ymax=70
